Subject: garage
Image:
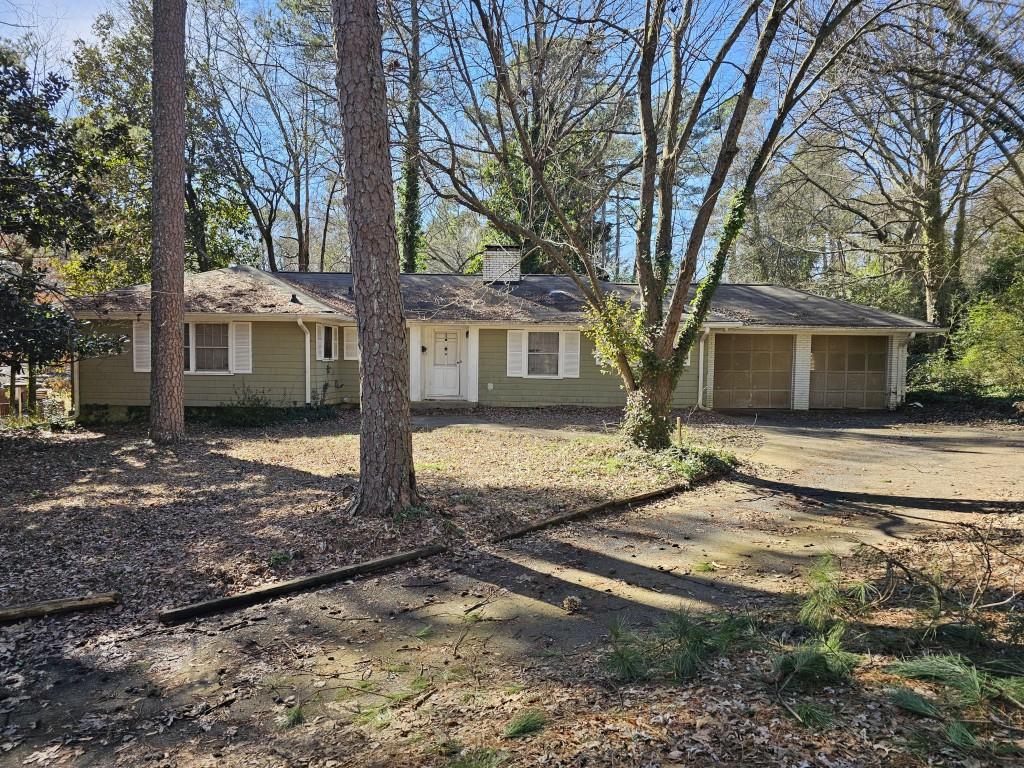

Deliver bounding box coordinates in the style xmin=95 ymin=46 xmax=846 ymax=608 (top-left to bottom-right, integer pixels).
xmin=713 ymin=333 xmax=793 ymax=409
xmin=809 ymin=335 xmax=888 ymax=409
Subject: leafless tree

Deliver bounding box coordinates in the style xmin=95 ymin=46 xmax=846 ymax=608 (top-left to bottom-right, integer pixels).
xmin=331 ymin=0 xmax=420 ymax=515
xmin=150 ymin=0 xmax=186 ymax=443
xmin=194 ymin=0 xmax=342 ymax=272
xmin=421 ymin=0 xmax=899 ymax=447
xmin=777 ymin=1 xmax=1024 ymax=327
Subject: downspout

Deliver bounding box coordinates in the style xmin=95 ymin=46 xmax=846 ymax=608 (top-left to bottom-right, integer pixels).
xmin=296 ymin=319 xmax=311 ymax=405
xmin=697 ymin=328 xmax=710 ymax=409
xmin=70 ymin=359 xmax=80 ymax=419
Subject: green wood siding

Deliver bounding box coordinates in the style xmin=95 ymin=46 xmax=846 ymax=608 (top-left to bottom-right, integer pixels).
xmin=311 ymin=326 xmax=360 ymax=405
xmin=79 ymin=320 xmax=343 ymax=407
xmin=477 ymin=328 xmax=700 ymax=407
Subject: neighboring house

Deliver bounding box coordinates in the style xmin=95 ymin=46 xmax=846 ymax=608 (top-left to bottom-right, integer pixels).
xmin=69 ymin=247 xmax=940 ymax=418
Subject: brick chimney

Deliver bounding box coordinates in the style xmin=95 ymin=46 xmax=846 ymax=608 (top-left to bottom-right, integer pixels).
xmin=481 ymin=244 xmax=521 ymax=283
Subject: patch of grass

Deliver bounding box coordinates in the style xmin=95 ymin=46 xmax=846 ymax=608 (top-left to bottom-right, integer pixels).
xmin=943 ymin=719 xmax=978 ymax=752
xmin=799 ymin=554 xmax=844 ymax=630
xmin=627 ymin=443 xmax=737 ymax=482
xmin=414 ymin=625 xmax=434 ymax=639
xmin=503 ymin=709 xmax=546 ymax=738
xmin=890 ymin=654 xmax=991 ymax=706
xmin=692 ymin=561 xmax=721 ymax=573
xmin=393 ymin=504 xmax=429 ymax=527
xmin=444 ymin=748 xmax=505 ymax=768
xmin=603 ymin=611 xmax=757 ymax=685
xmin=435 ymin=739 xmax=462 ymax=757
xmin=281 ymin=704 xmax=304 ymax=729
xmin=792 ymin=701 xmax=833 ymax=728
xmin=268 ymin=550 xmax=295 ymax=568
xmin=602 ymin=618 xmax=649 ymax=682
xmin=504 ymin=683 xmax=525 ymax=695
xmin=888 ymin=687 xmax=941 ymax=718
xmin=771 ymin=624 xmax=859 ymax=691
xmin=416 ymin=461 xmax=449 ymax=471
xmin=354 ymin=703 xmax=393 ymax=728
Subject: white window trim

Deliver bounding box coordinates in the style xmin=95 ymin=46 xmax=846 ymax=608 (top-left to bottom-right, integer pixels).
xmin=507 ymin=328 xmax=581 ymax=380
xmin=317 ymin=324 xmax=339 ymax=362
xmin=342 ymin=326 xmax=359 ymax=361
xmin=524 ymin=330 xmax=562 ymax=379
xmin=185 ymin=321 xmax=234 ymax=375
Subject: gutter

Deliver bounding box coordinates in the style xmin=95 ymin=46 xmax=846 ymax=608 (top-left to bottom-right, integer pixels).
xmin=296 ymin=319 xmax=312 ymax=405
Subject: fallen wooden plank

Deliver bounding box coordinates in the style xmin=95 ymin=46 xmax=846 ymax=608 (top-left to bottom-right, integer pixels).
xmin=158 ymin=544 xmax=446 ymax=625
xmin=491 ymin=483 xmax=691 ymax=543
xmin=0 ymin=592 xmax=121 ymax=624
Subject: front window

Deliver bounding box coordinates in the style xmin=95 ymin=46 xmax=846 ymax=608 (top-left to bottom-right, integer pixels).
xmin=527 ymin=331 xmax=559 ymax=376
xmin=183 ymin=323 xmax=191 ymax=371
xmin=324 ymin=325 xmax=334 ymax=360
xmin=192 ymin=323 xmax=229 ymax=372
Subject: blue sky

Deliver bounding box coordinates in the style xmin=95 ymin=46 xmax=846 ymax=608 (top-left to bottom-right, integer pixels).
xmin=1 ymin=0 xmax=104 ymax=52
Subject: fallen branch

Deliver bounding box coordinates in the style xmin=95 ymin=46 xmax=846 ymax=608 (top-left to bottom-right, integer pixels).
xmin=0 ymin=592 xmax=121 ymax=624
xmin=158 ymin=545 xmax=446 ymax=625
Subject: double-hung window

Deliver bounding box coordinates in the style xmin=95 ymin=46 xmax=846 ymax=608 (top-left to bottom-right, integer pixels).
xmin=134 ymin=320 xmax=251 ymax=374
xmin=317 ymin=325 xmax=339 ymax=361
xmin=191 ymin=323 xmax=230 ymax=372
xmin=527 ymin=332 xmax=560 ymax=377
xmin=505 ymin=329 xmax=580 ymax=379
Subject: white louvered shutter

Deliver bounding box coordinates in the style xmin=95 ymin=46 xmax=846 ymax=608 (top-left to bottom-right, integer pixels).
xmin=506 ymin=330 xmax=524 ymax=377
xmin=231 ymin=322 xmax=252 ymax=373
xmin=343 ymin=326 xmax=359 ymax=360
xmin=132 ymin=321 xmax=151 ymax=372
xmin=315 ymin=324 xmax=325 ymax=361
xmin=560 ymin=330 xmax=580 ymax=378
xmin=331 ymin=327 xmax=339 ymax=360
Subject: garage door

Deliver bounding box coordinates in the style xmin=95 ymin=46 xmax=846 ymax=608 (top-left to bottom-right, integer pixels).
xmin=713 ymin=334 xmax=793 ymax=409
xmin=810 ymin=335 xmax=888 ymax=409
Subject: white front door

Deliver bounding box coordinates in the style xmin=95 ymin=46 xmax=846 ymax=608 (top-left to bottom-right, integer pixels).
xmin=427 ymin=329 xmax=461 ymax=398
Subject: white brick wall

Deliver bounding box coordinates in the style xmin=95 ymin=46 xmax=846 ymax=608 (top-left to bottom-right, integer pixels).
xmin=482 ymin=247 xmax=521 ymax=282
xmin=792 ymin=333 xmax=812 ymax=410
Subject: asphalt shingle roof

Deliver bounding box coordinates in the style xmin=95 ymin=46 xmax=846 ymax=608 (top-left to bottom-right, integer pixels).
xmin=72 ymin=267 xmax=937 ymax=331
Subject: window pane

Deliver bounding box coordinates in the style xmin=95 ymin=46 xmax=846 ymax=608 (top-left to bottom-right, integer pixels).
xmin=324 ymin=327 xmax=333 ymax=358
xmin=196 ymin=348 xmax=229 ymax=371
xmin=527 ymin=332 xmax=559 ymax=376
xmin=194 ymin=323 xmax=228 ymax=348
xmin=183 ymin=324 xmax=190 ymax=371
xmin=528 ymin=332 xmax=559 ymax=354
xmin=194 ymin=323 xmax=229 ymax=371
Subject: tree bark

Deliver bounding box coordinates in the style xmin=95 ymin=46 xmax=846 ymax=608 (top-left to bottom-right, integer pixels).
xmin=150 ymin=0 xmax=187 ymax=444
xmin=331 ymin=0 xmax=420 ymax=515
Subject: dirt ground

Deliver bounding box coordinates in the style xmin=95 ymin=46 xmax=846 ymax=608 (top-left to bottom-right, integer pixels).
xmin=2 ymin=407 xmax=1022 ymax=766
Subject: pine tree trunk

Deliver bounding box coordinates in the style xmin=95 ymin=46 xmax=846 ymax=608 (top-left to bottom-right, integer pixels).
xmin=149 ymin=0 xmax=187 ymax=444
xmin=331 ymin=0 xmax=420 ymax=515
